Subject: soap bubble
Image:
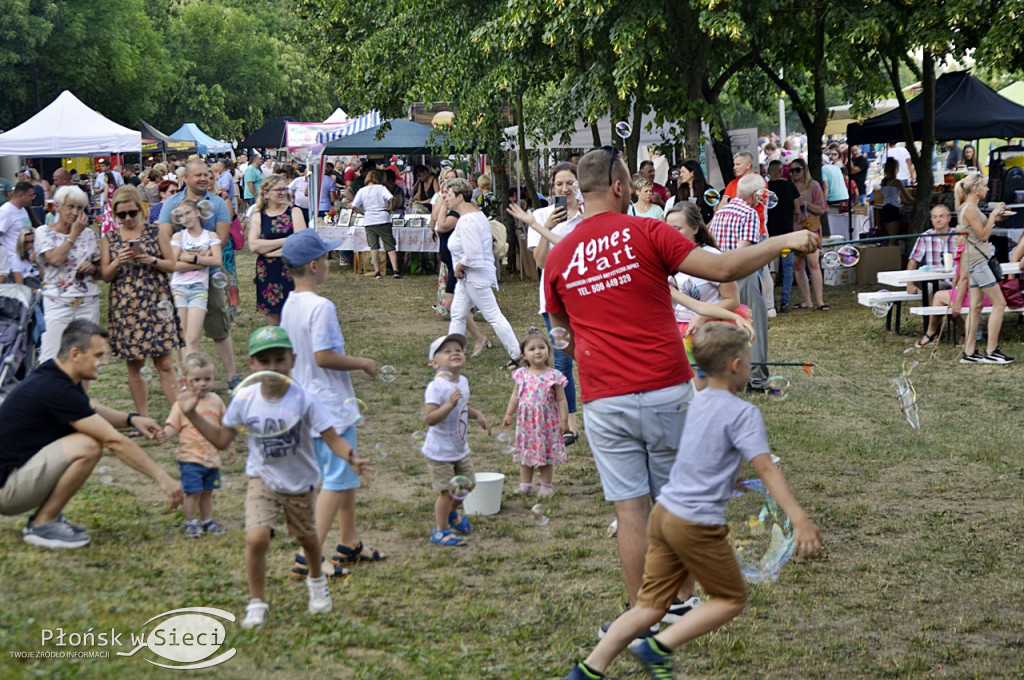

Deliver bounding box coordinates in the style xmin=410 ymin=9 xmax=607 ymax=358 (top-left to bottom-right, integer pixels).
xmin=156 ymin=300 xmax=174 ymax=320
xmin=703 ymin=188 xmax=721 ymax=207
xmin=761 ymin=190 xmax=779 ymax=210
xmin=872 ymin=302 xmax=892 ymax=318
xmin=499 ymin=140 xmax=511 ymax=151
xmin=727 ymin=478 xmax=795 ymax=583
xmin=340 ymin=397 xmax=367 ymax=428
xmin=902 ymin=347 xmax=919 ymax=376
xmin=496 ymin=431 xmax=514 ymax=454
xmin=766 ymin=375 xmax=790 ymax=402
xmin=447 ymin=475 xmax=473 ymax=501
xmin=531 ymin=503 xmax=550 ymax=526
xmin=891 ymin=375 xmax=917 ymax=411
xmin=549 ymin=327 xmax=571 ymax=350
xmin=434 ymin=367 xmax=454 ymax=383
xmin=100 ymin=475 xmax=114 ymax=485
xmin=838 ymin=245 xmax=860 ymax=267
xmin=210 ymin=271 xmax=228 ymax=289
xmin=379 ymin=365 xmax=397 ymax=383
xmin=670 ymin=170 xmax=680 ymax=180
xmin=139 ymin=366 xmax=153 ymax=382
xmin=373 ymin=442 xmax=388 ymax=460
xmin=410 ymin=431 xmax=426 ymax=452
xmin=97 ymin=465 xmax=112 ymax=475
xmin=170 ymin=205 xmax=191 ymax=226
xmin=614 ymin=121 xmax=632 ymax=139
xmin=230 ymin=372 xmax=301 ymax=438
xmin=821 ymin=250 xmax=841 ymax=269
xmin=197 ymin=199 xmax=215 ymax=221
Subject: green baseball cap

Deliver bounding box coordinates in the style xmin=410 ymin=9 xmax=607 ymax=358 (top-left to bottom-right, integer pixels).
xmin=248 ymin=325 xmax=293 ymax=356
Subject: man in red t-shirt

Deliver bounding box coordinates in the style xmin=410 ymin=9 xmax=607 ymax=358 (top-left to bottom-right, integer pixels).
xmin=544 ymin=147 xmax=818 ymax=625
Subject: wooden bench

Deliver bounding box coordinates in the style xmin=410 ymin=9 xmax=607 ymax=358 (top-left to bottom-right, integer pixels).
xmin=857 ymin=291 xmax=921 ymax=334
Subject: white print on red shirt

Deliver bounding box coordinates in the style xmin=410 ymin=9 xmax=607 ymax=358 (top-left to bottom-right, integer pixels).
xmin=560 ymin=227 xmax=638 ymax=296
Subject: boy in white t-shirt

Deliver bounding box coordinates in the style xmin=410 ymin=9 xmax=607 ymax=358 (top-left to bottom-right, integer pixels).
xmin=280 ymin=229 xmax=388 ymax=579
xmin=422 ymin=333 xmax=492 ymax=546
xmin=179 ymin=325 xmax=373 ymax=630
xmin=563 ymin=324 xmax=822 ymax=680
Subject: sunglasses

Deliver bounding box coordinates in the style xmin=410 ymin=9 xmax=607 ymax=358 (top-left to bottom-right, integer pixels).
xmin=115 ymin=209 xmax=140 ymax=219
xmin=790 ymin=167 xmax=804 ymax=173
xmin=589 ymin=145 xmax=620 ymax=187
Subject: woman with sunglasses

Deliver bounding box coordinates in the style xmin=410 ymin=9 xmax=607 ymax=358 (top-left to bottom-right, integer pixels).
xmin=35 ymin=186 xmax=103 ymax=362
xmin=248 ymin=175 xmax=306 ymax=326
xmin=787 ymin=159 xmax=830 ymax=311
xmin=99 ymin=186 xmax=181 ymax=422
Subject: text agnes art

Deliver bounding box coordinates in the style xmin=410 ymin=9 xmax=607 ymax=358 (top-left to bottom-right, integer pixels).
xmin=560 ymin=227 xmax=640 ymax=297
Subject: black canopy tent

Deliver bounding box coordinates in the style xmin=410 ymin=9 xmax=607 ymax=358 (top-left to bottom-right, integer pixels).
xmin=138 ymin=119 xmax=197 ymax=155
xmin=240 ymin=116 xmax=295 ymax=150
xmin=846 ymin=72 xmax=1024 ymax=144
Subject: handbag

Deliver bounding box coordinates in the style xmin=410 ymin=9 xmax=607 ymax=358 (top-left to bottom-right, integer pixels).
xmin=998 ymin=277 xmax=1024 ymax=308
xmin=230 ymin=217 xmax=244 ymax=250
xmin=800 ymin=204 xmax=820 ymax=231
xmin=969 ymin=240 xmax=1002 ymax=282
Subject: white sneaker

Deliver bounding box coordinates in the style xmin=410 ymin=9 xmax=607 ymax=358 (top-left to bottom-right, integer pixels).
xmin=240 ymin=599 xmax=269 ymax=629
xmin=661 ymin=596 xmax=701 ymax=624
xmin=767 ymin=308 xmax=777 ymax=319
xmin=306 ymin=575 xmax=332 ymax=614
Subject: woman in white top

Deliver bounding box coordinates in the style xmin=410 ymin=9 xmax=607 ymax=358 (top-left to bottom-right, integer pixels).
xmin=352 ymin=169 xmax=400 ymax=279
xmin=445 ymin=178 xmax=521 ymax=368
xmin=955 ymin=172 xmax=1011 ymax=363
xmin=288 ymin=166 xmax=310 ymax=225
xmin=508 ymin=162 xmax=584 ymax=442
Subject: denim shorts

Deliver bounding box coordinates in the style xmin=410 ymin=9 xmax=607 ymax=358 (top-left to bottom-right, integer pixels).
xmin=172 ymin=282 xmax=209 ymax=310
xmin=315 ymin=426 xmax=361 ymax=491
xmin=968 ymin=259 xmax=998 ymax=289
xmin=179 ymin=461 xmax=221 ymax=493
xmin=582 ymin=382 xmax=694 ymax=502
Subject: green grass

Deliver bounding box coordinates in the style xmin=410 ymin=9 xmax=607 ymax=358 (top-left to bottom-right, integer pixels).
xmin=2 ymin=251 xmax=1024 ymax=679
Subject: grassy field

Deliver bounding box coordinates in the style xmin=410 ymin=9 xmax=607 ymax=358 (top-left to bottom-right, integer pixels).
xmin=2 ymin=249 xmax=1023 ymax=679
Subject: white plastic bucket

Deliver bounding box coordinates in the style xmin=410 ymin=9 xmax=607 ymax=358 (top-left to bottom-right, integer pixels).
xmin=462 ymin=472 xmax=505 ymax=516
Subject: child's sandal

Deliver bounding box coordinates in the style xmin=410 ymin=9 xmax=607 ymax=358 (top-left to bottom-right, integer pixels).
xmin=537 ymin=482 xmax=554 ymax=498
xmin=332 ymin=541 xmax=388 ymax=566
xmin=291 ymin=553 xmax=351 ymax=579
xmin=513 ymin=483 xmax=534 ymax=495
xmin=448 ymin=511 xmax=472 ymax=535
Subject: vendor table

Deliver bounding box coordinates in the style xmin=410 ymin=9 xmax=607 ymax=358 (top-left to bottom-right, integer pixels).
xmin=315 ymin=225 xmax=439 ymax=253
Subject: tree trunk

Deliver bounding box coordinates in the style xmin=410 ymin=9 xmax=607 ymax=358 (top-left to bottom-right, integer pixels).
xmin=515 ymin=92 xmax=539 ymax=207
xmin=910 ymin=51 xmax=936 ymax=233
xmin=490 ymin=149 xmax=517 ymax=273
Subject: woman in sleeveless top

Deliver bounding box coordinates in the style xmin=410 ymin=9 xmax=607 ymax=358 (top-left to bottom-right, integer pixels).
xmin=954 ymin=172 xmax=1011 ymax=364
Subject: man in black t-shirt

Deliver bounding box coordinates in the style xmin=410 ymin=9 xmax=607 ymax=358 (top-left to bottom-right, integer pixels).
xmin=766 ymin=160 xmax=802 ymax=313
xmin=846 ymin=145 xmax=869 ymax=202
xmin=0 ymin=320 xmax=183 ymax=549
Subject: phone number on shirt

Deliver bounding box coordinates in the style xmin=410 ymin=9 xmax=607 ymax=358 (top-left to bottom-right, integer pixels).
xmin=574 ymin=273 xmax=632 ymax=296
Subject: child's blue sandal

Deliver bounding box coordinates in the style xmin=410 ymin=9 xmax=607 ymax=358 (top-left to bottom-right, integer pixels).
xmin=448 ymin=511 xmax=472 ymax=535
xmin=430 ymin=528 xmax=466 ymax=546
xmin=291 ymin=553 xmax=351 ymax=579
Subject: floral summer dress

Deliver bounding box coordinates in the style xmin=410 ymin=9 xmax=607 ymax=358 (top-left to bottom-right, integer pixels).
xmin=106 ymin=224 xmax=181 ymax=360
xmin=254 ymin=208 xmax=296 ymax=314
xmin=512 ymin=367 xmax=568 ymax=467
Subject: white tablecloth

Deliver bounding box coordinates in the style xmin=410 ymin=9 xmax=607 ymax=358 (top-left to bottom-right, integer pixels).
xmin=315 ymin=226 xmax=439 ymax=253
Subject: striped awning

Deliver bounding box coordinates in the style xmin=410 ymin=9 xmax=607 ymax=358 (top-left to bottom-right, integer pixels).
xmin=317 ymin=110 xmax=382 ymax=143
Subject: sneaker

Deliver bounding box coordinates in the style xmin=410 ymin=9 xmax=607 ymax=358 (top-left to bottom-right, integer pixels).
xmin=306 ymin=575 xmax=332 ymax=614
xmin=23 ymin=520 xmax=90 ymax=549
xmin=661 ymin=596 xmax=701 ymax=624
xmin=227 ymin=375 xmax=242 ymax=390
xmin=373 ymin=272 xmax=382 ymax=279
xmin=960 ymin=352 xmax=986 ymax=364
xmin=202 ymin=519 xmax=227 ymax=535
xmin=338 ymin=257 xmax=352 ymax=268
xmin=24 ymin=513 xmax=86 ymax=535
xmin=240 ymin=599 xmax=269 ymax=629
xmin=565 ymin=663 xmax=604 ymax=679
xmin=767 ymin=308 xmax=777 ymax=319
xmin=393 ymin=272 xmax=402 ymax=279
xmin=597 ymin=611 xmax=658 ymax=650
xmin=184 ymin=519 xmax=203 ymax=538
xmin=779 ymin=303 xmax=790 ymax=313
xmin=987 ymin=347 xmax=1015 ymax=363
xmin=630 ymin=637 xmax=674 ymax=679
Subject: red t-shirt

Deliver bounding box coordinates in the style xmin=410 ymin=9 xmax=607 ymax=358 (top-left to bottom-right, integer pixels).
xmin=653 ymin=182 xmax=668 ymax=202
xmin=724 ymin=177 xmax=766 ymax=237
xmin=544 ymin=213 xmax=697 ymax=401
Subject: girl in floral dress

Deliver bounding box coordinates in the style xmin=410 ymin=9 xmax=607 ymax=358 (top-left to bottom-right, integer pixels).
xmin=247 ymin=175 xmax=306 ymax=326
xmin=502 ymin=328 xmax=569 ymax=498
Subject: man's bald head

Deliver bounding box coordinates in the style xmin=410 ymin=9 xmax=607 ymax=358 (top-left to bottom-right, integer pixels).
xmin=52 ymin=168 xmax=72 ymax=187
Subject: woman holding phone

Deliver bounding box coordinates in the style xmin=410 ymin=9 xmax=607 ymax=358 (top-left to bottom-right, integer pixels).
xmin=99 ymin=186 xmax=181 ymax=422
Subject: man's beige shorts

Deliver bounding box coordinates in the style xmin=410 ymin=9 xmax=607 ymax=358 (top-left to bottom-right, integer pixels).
xmin=244 ymin=476 xmax=317 ymax=538
xmin=0 ymin=440 xmax=70 ymax=515
xmin=426 ymin=457 xmax=476 ymax=493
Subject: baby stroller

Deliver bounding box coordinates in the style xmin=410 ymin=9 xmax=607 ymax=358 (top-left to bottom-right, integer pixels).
xmin=0 ymin=283 xmax=39 ymax=402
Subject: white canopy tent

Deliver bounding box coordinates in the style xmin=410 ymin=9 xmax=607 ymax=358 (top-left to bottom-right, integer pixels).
xmin=324 ymin=108 xmax=349 ymax=123
xmin=0 ymin=90 xmax=141 ymax=157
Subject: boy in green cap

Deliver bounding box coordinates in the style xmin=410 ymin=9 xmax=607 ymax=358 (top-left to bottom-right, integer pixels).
xmin=179 ymin=325 xmax=374 ymax=630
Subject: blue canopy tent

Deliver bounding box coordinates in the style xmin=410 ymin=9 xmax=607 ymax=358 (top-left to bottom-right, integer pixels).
xmin=171 ymin=123 xmax=232 ymax=156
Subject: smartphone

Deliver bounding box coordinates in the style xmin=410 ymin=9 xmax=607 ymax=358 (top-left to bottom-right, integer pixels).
xmin=553 ymin=195 xmax=568 ymax=212
xmin=128 ymin=240 xmax=145 ymax=256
